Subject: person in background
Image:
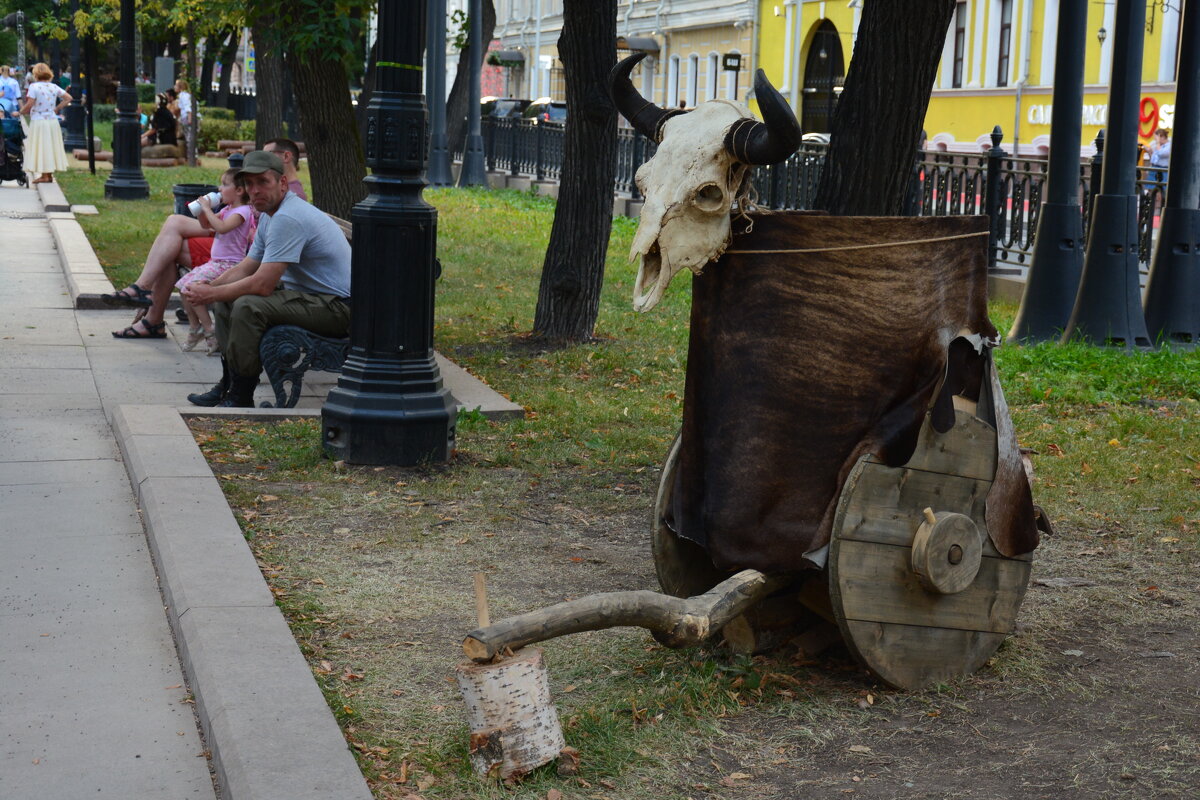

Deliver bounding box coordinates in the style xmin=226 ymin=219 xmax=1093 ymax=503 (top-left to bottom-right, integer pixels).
xmin=19 ymin=62 xmax=71 ymax=184
xmin=141 ymin=92 xmax=178 ymax=147
xmin=0 ymin=67 xmax=19 ymax=107
xmin=1145 ymin=127 xmax=1171 ymax=185
xmin=262 ymin=138 xmax=307 ymax=199
xmin=175 ymin=78 xmax=193 ymax=157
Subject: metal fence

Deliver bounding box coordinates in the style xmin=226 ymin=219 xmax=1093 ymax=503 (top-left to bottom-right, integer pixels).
xmin=470 ymin=117 xmax=1169 ymax=274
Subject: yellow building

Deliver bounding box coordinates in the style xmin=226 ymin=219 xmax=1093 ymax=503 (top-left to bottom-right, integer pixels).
xmin=756 ymin=0 xmax=1182 ymax=155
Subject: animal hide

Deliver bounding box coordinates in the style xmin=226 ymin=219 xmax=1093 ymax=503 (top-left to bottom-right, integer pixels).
xmin=671 ymin=212 xmax=1039 ymax=574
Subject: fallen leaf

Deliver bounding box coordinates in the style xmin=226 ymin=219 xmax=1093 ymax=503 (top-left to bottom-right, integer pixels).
xmin=164 ymin=684 xmax=182 ymax=690
xmin=1080 ymin=462 xmax=1093 ymax=474
xmin=1062 ymin=649 xmax=1084 ymax=657
xmin=1108 ymin=438 xmax=1121 ymax=447
xmin=260 ymin=494 xmax=280 ymax=501
xmin=547 ymin=790 xmax=563 ymax=800
xmin=416 ymin=774 xmax=436 ymax=791
xmin=849 ymin=745 xmax=872 ymax=754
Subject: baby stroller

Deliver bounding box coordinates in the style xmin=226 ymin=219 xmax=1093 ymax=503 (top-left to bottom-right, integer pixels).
xmin=0 ymin=113 xmax=26 ymax=187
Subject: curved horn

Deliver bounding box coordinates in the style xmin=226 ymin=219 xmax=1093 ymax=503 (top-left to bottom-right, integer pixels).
xmin=724 ymin=68 xmax=803 ymax=165
xmin=608 ymin=52 xmax=686 ymax=142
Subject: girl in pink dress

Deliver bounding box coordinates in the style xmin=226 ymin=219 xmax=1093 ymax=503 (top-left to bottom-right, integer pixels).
xmin=175 ymin=169 xmax=256 ymax=354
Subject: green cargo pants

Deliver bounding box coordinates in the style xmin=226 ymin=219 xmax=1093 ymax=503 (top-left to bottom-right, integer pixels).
xmin=213 ymin=290 xmax=351 ymax=377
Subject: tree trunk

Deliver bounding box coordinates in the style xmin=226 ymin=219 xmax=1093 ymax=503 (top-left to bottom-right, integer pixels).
xmin=252 ymin=19 xmax=286 ymax=145
xmin=285 ymin=50 xmax=367 ymax=218
xmin=199 ymin=41 xmax=217 ymax=104
xmin=444 ymin=0 xmax=496 ymax=155
xmin=813 ymin=0 xmax=957 ymax=215
xmin=531 ymin=0 xmax=617 ymax=342
xmin=215 ymin=29 xmax=238 ymax=108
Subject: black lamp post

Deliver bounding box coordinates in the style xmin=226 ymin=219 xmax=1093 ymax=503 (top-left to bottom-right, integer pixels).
xmin=103 ymin=0 xmax=148 ymax=199
xmin=1143 ymin=0 xmax=1199 ymax=345
xmin=62 ymin=0 xmax=87 ymax=151
xmin=426 ymin=0 xmax=452 ymax=186
xmin=1008 ymin=0 xmax=1088 ymax=342
xmin=457 ymin=0 xmax=487 ymax=186
xmin=1061 ymin=0 xmax=1150 ymax=348
xmin=321 ymin=0 xmax=457 ymax=465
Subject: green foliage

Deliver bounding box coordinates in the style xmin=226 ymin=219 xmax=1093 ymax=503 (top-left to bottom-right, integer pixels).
xmin=197 ymin=118 xmax=239 ymax=152
xmin=136 ymin=83 xmax=157 ymax=104
xmin=449 ymin=7 xmax=470 ymax=50
xmin=201 ymin=105 xmax=235 ymax=120
xmin=93 ymin=103 xmax=116 ymax=123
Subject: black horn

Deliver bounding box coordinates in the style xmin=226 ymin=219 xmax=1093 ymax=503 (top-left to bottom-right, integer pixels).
xmin=608 ymin=52 xmax=686 ymax=142
xmin=724 ymin=68 xmax=802 ymax=166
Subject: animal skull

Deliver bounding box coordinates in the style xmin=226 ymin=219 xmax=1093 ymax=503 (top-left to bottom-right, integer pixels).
xmin=629 ymin=101 xmax=752 ymax=313
xmin=609 ymin=53 xmax=802 ymax=312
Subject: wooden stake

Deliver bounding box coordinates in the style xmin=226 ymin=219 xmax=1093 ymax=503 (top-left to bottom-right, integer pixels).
xmin=474 ymin=572 xmax=491 ymax=629
xmin=923 ymin=507 xmax=939 ymax=526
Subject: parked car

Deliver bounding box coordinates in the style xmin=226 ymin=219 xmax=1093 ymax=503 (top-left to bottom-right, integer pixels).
xmin=523 ymin=99 xmax=567 ymax=125
xmin=482 ymin=97 xmax=530 ymax=119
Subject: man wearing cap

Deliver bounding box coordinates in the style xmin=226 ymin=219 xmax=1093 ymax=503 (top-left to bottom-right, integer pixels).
xmin=182 ymin=150 xmax=351 ymax=407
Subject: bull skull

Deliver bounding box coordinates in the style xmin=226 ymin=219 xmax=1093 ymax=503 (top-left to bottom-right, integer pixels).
xmin=609 ymin=53 xmax=802 ymax=312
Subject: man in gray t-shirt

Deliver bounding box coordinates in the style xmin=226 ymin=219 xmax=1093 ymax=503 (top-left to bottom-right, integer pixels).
xmin=181 ymin=150 xmax=351 ymax=407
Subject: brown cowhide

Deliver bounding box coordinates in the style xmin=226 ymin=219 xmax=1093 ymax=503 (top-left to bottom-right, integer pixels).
xmin=671 ymin=212 xmax=1039 ymax=575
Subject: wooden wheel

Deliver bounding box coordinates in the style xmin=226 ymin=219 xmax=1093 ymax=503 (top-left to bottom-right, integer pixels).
xmin=827 ymin=411 xmax=1032 ymax=690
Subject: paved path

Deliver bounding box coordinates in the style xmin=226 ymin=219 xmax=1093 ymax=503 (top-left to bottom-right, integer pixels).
xmin=0 ymin=185 xmax=217 ymax=797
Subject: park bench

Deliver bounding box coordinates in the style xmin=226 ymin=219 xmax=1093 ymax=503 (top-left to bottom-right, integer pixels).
xmin=258 ymin=214 xmax=353 ymax=408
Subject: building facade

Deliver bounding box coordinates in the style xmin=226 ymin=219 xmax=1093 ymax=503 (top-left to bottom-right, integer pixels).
xmin=756 ymin=0 xmax=1182 ymax=155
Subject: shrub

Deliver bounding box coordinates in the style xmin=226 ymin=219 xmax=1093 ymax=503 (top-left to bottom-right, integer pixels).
xmin=197 ymin=118 xmax=240 ymax=153
xmin=136 ymin=83 xmax=156 ymax=104
xmin=93 ymin=104 xmax=116 ymax=123
xmin=201 ymin=106 xmax=235 ymax=121
xmin=238 ymin=119 xmax=255 ymax=141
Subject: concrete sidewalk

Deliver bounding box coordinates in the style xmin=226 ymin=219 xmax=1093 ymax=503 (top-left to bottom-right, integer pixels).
xmin=1 ymin=180 xmax=522 ymax=799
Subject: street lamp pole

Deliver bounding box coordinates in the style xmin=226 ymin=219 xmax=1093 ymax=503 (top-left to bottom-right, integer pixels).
xmin=457 ymin=0 xmax=487 ymax=186
xmin=103 ymin=0 xmax=148 ymax=199
xmin=63 ymin=0 xmax=88 ymax=151
xmin=427 ymin=0 xmax=452 ymax=186
xmin=1143 ymin=0 xmax=1199 ymax=345
xmin=321 ymin=0 xmax=457 ymax=465
xmin=1009 ymin=0 xmax=1088 ymax=342
xmin=1062 ymin=0 xmax=1150 ymax=348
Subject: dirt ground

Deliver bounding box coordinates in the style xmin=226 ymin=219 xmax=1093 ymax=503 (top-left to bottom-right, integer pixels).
xmin=197 ymin=422 xmax=1199 ymax=800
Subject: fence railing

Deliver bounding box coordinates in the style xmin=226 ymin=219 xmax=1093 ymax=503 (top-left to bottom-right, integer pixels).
xmin=470 ymin=117 xmax=1168 ymax=274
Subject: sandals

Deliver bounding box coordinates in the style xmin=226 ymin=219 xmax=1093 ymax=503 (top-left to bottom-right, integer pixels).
xmin=111 ymin=319 xmax=167 ymax=339
xmin=181 ymin=327 xmax=205 ymax=351
xmin=101 ymin=283 xmax=154 ymax=308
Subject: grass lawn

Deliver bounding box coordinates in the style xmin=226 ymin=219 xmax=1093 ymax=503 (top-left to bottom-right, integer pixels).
xmin=61 ymin=181 xmax=1200 ymax=798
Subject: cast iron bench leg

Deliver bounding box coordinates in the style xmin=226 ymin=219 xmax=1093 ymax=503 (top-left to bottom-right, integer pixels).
xmin=258 ymin=325 xmax=350 ymax=408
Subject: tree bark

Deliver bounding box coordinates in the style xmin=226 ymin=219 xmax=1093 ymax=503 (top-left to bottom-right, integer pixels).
xmin=251 ymin=18 xmax=286 ymax=144
xmin=199 ymin=41 xmax=217 ymax=104
xmin=531 ymin=0 xmax=617 ymax=342
xmin=215 ymin=29 xmax=238 ymax=108
xmin=355 ymin=41 xmax=377 ymax=142
xmin=285 ymin=50 xmax=367 ymax=218
xmin=813 ymin=0 xmax=957 ymax=215
xmin=444 ymin=0 xmax=496 ymax=155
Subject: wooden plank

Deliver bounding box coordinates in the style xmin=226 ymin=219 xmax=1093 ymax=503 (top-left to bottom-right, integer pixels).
xmin=831 ymin=538 xmax=1030 ymax=634
xmin=840 ymin=619 xmax=1007 ymax=690
xmin=839 ymin=462 xmax=997 ymax=556
xmin=866 ymin=411 xmax=997 ymax=481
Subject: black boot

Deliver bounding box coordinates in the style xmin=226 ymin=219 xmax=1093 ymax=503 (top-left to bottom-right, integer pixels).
xmin=218 ymin=374 xmax=260 ymax=408
xmin=187 ymin=359 xmax=231 ymax=406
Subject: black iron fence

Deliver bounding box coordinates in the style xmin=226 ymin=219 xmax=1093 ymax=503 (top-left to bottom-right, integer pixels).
xmin=469 ymin=117 xmax=1169 ymax=273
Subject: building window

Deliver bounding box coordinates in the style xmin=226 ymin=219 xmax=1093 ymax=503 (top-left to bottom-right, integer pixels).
xmin=668 ymin=55 xmax=680 ymax=108
xmin=687 ymin=54 xmax=699 ymax=107
xmin=952 ymin=2 xmax=967 ymax=88
xmin=996 ymin=0 xmax=1012 ymax=87
xmin=707 ymin=53 xmax=719 ymax=101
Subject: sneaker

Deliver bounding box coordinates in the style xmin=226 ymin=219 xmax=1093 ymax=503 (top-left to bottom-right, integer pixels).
xmin=181 ymin=327 xmax=205 ymax=351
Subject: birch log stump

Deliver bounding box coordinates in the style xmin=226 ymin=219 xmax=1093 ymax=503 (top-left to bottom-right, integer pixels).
xmin=455 ymin=647 xmax=566 ymax=780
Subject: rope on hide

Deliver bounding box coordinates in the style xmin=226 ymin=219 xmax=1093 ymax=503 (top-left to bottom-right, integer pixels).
xmin=725 ymin=230 xmax=989 ymax=255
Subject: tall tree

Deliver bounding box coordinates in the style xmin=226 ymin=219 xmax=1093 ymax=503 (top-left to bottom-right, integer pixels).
xmin=813 ymin=0 xmax=957 ymax=215
xmin=444 ymin=0 xmax=495 ymax=154
xmin=250 ymin=15 xmax=286 ymax=143
xmin=531 ymin=0 xmax=616 ymax=341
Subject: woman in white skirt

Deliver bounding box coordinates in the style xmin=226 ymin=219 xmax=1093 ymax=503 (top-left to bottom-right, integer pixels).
xmin=19 ymin=63 xmax=71 ymax=184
